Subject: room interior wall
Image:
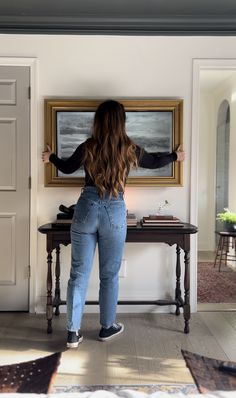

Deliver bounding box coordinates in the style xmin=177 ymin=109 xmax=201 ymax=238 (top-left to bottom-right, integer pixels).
xmin=227 ymin=79 xmax=236 ymax=212
xmin=198 ymin=73 xmax=236 ymax=252
xmin=1 ymin=35 xmax=236 ymax=314
xmin=214 ymin=77 xmax=236 ymax=214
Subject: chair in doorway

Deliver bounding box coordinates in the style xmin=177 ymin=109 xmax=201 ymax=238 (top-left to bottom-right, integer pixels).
xmin=214 ymin=231 xmax=236 ymax=271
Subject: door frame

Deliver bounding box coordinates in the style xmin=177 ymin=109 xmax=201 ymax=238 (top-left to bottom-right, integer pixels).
xmin=0 ymin=57 xmax=38 ymax=312
xmin=191 ymin=58 xmax=236 ymax=312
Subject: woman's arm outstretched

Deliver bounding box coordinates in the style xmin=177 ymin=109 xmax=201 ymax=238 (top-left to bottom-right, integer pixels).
xmin=42 ymin=143 xmax=85 ymax=174
xmin=136 ymin=145 xmax=185 ymax=169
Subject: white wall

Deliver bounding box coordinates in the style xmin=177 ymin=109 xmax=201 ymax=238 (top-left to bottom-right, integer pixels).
xmin=2 ymin=35 xmax=236 ymax=314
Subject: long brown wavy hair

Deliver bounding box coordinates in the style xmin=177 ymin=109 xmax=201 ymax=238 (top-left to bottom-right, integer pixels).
xmin=83 ymin=100 xmax=138 ymax=197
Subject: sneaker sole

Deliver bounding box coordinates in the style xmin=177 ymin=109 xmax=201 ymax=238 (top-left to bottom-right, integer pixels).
xmin=67 ymin=335 xmax=83 ymax=348
xmin=98 ymin=323 xmax=124 ymax=342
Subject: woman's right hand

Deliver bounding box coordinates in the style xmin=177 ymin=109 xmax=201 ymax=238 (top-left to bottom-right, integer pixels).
xmin=42 ymin=145 xmax=52 ymax=164
xmin=175 ymin=145 xmax=185 ymax=161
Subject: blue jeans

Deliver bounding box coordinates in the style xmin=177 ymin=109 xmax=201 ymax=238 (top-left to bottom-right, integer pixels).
xmin=67 ymin=186 xmax=127 ymax=331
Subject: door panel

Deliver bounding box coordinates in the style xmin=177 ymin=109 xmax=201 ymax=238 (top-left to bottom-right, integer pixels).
xmin=0 ymin=79 xmax=16 ymax=104
xmin=0 ymin=214 xmax=16 ymax=284
xmin=0 ymin=66 xmax=30 ymax=310
xmin=0 ymin=119 xmax=16 ymax=190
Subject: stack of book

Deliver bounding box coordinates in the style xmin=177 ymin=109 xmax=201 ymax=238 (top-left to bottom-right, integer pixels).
xmin=141 ymin=215 xmax=184 ymax=227
xmin=127 ymin=212 xmax=138 ymax=227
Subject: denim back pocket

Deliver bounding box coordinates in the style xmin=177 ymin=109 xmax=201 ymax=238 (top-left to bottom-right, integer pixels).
xmin=73 ymin=197 xmax=96 ymax=224
xmin=105 ymin=201 xmax=127 ymax=229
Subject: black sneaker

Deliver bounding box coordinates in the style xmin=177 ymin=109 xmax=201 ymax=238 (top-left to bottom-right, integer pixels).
xmin=98 ymin=323 xmax=124 ymax=341
xmin=67 ymin=331 xmax=83 ymax=348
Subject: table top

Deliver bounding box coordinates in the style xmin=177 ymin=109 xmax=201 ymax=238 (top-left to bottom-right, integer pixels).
xmin=38 ymin=222 xmax=198 ymax=235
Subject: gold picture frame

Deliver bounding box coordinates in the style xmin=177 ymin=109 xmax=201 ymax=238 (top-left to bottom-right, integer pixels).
xmin=44 ymin=99 xmax=183 ymax=187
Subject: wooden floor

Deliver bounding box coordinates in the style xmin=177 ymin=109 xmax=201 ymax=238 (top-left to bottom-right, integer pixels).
xmin=1 ymin=312 xmax=236 ymax=386
xmin=198 ymin=250 xmax=215 ymax=262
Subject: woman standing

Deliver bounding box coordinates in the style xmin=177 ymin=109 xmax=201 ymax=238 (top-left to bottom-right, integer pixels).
xmin=42 ymin=100 xmax=185 ymax=348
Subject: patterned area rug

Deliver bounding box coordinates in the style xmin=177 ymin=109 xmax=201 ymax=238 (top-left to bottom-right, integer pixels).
xmin=197 ymin=262 xmax=236 ymax=303
xmin=55 ymin=383 xmax=198 ymax=395
xmin=182 ymin=350 xmax=236 ymax=393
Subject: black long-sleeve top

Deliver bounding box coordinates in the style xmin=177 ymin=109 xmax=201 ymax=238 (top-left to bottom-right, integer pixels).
xmin=49 ymin=141 xmax=177 ymax=187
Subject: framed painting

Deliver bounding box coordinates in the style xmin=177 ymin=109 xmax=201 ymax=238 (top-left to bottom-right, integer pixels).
xmin=44 ymin=99 xmax=183 ymax=187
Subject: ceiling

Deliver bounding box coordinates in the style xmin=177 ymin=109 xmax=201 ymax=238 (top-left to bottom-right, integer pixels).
xmin=1 ymin=0 xmax=236 ymax=35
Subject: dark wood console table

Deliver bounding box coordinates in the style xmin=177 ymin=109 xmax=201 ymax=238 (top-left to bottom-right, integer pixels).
xmin=38 ymin=222 xmax=197 ymax=334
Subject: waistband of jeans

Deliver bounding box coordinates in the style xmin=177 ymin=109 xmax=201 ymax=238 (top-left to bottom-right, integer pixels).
xmin=81 ymin=186 xmax=124 ymax=199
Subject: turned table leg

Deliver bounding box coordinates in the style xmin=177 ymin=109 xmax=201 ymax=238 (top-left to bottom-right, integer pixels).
xmin=46 ymin=249 xmax=53 ymax=334
xmin=54 ymin=245 xmax=61 ymax=316
xmin=183 ymin=250 xmax=190 ymax=334
xmin=175 ymin=244 xmax=183 ymax=315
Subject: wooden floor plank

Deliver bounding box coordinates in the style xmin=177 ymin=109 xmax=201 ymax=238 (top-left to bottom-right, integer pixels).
xmin=186 ymin=313 xmax=228 ymax=360
xmin=221 ymin=312 xmax=236 ymax=332
xmin=131 ymin=314 xmax=170 ymax=383
xmin=105 ymin=314 xmax=140 ymax=384
xmin=200 ymin=312 xmax=236 ymax=361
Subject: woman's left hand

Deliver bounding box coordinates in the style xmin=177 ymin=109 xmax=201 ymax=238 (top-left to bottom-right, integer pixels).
xmin=42 ymin=145 xmax=52 ymax=163
xmin=175 ymin=145 xmax=185 ymax=161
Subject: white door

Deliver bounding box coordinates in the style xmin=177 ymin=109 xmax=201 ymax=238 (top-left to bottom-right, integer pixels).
xmin=0 ymin=66 xmax=30 ymax=310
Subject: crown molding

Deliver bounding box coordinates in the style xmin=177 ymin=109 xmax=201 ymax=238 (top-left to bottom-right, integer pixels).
xmin=1 ymin=16 xmax=236 ymax=35
xmin=1 ymin=0 xmax=236 ymax=36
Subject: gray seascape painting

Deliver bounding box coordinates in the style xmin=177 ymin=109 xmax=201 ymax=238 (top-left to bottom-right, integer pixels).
xmin=56 ymin=111 xmax=173 ymax=178
xmin=57 ymin=112 xmax=93 ymax=177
